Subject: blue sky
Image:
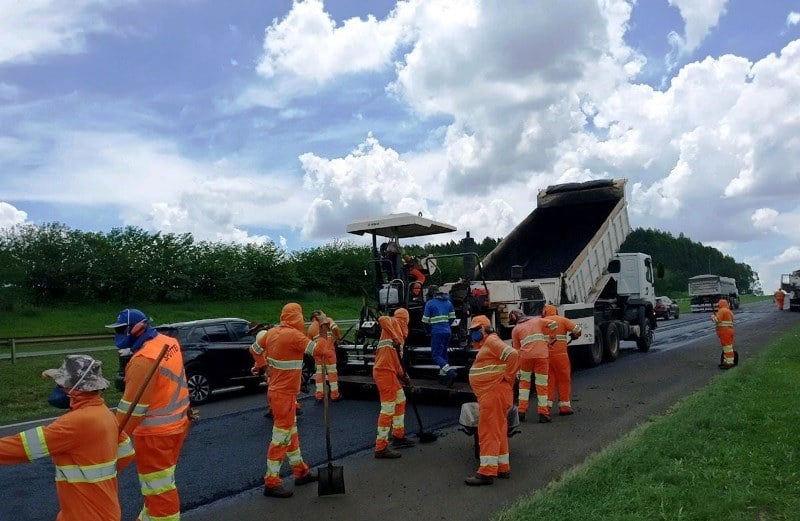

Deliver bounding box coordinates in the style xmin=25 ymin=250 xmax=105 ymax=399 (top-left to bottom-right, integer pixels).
xmin=1 ymin=0 xmax=799 ymax=291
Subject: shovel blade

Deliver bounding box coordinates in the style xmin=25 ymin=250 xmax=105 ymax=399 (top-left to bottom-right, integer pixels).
xmin=317 ymin=464 xmax=345 ymax=496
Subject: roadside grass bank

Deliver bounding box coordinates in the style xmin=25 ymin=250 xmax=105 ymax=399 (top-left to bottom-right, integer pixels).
xmin=495 ymin=323 xmax=800 ymax=521
xmin=675 ymin=294 xmax=771 ymax=314
xmin=0 ymin=298 xmax=361 ymax=424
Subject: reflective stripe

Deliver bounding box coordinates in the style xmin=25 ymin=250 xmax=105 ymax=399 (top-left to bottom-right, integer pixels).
xmin=287 ymin=448 xmax=303 ymax=465
xmin=266 ymin=459 xmax=282 ymax=475
xmin=21 ymin=427 xmax=49 ymax=461
xmin=555 ymin=334 xmax=570 ymax=341
xmin=304 ymin=339 xmax=317 ymax=357
xmin=522 ymin=333 xmax=548 ymax=345
xmin=376 ymin=426 xmax=390 ymax=440
xmin=498 ymin=453 xmax=509 ymax=465
xmin=56 ymin=461 xmax=117 ymax=483
xmin=479 ymin=455 xmax=498 ymax=466
xmin=250 ymin=342 xmax=264 ymax=355
xmin=377 ymin=339 xmax=394 ymax=349
xmin=139 ymin=509 xmax=180 ymax=521
xmin=518 ymin=389 xmax=530 ymax=399
xmin=139 ymin=465 xmax=176 ymax=496
xmin=534 ymin=373 xmax=548 ymax=386
xmin=572 ymin=324 xmax=582 ymax=334
xmin=140 ymin=366 xmax=189 ymax=428
xmin=117 ymin=399 xmax=148 ymax=417
xmin=117 ymin=437 xmax=135 ymax=460
xmin=469 ymin=364 xmax=506 ymax=376
xmin=271 ymin=425 xmax=292 ymax=446
xmin=500 ymin=346 xmax=515 ymax=361
xmin=392 ymin=414 xmax=405 ymax=429
xmin=716 ymin=321 xmax=734 ymax=327
xmin=380 ymin=402 xmax=396 ymax=414
xmin=424 ymin=314 xmax=451 ymax=324
xmin=519 ymin=370 xmax=532 ymax=378
xmin=268 ymin=358 xmax=303 ymax=370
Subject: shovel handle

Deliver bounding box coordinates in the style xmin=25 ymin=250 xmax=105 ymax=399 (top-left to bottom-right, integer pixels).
xmin=321 ymin=361 xmax=334 ymax=463
xmin=118 ymin=343 xmax=170 ymax=434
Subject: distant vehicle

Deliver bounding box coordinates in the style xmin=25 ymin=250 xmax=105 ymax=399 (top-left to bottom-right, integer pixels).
xmin=780 ymin=270 xmax=800 ymax=312
xmin=115 ymin=317 xmax=314 ymax=404
xmin=688 ymin=274 xmax=739 ymax=312
xmin=654 ymin=296 xmax=680 ymax=320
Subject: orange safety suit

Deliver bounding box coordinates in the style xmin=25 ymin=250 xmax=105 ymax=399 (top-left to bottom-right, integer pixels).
xmin=0 ymin=391 xmax=135 ymax=521
xmin=407 ymin=267 xmax=425 ymax=297
xmin=542 ymin=305 xmax=582 ymax=415
xmin=262 ymin=303 xmax=325 ymax=490
xmin=511 ymin=316 xmax=557 ymax=418
xmin=308 ymin=317 xmax=341 ymax=401
xmin=711 ymin=299 xmax=735 ymax=367
xmin=774 ymin=289 xmax=785 ymax=311
xmin=469 ymin=328 xmax=519 ymax=478
xmin=373 ymin=308 xmax=410 ymax=452
xmin=117 ymin=333 xmax=190 ymax=521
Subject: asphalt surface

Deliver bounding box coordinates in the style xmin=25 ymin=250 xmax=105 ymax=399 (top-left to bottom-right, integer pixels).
xmin=1 ymin=301 xmax=797 ymax=521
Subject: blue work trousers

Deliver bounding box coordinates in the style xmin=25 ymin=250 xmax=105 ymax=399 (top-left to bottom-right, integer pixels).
xmin=430 ymin=332 xmax=452 ymax=373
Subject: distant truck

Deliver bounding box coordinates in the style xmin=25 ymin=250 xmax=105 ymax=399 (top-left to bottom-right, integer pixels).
xmin=688 ymin=274 xmax=739 ymax=313
xmin=780 ymin=270 xmax=800 ymax=312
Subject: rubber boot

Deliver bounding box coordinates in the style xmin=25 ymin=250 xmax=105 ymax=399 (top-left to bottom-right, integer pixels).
xmin=464 ymin=474 xmax=494 ymax=486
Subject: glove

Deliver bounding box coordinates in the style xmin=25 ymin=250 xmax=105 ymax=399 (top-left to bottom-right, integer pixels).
xmin=187 ymin=408 xmax=200 ymax=422
xmin=400 ymin=374 xmax=411 ymax=386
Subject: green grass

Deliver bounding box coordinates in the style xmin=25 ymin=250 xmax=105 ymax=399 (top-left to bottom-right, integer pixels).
xmin=495 ymin=323 xmax=800 ymax=521
xmin=673 ymin=294 xmax=771 ymax=314
xmin=0 ymin=297 xmax=362 ymax=424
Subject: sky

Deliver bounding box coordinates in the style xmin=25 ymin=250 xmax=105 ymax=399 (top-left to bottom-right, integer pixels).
xmin=1 ymin=0 xmax=799 ymax=292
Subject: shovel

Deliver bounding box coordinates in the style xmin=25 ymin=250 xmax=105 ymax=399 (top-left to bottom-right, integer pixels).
xmin=401 ymin=374 xmax=439 ymax=443
xmin=317 ymin=361 xmax=345 ymax=496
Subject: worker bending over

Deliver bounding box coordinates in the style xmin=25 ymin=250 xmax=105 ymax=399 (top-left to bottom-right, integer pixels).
xmin=465 ymin=315 xmax=519 ymax=486
xmin=308 ymin=310 xmax=341 ymax=402
xmin=509 ymin=309 xmax=557 ymax=423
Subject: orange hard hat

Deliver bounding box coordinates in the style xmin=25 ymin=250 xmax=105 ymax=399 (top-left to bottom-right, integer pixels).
xmin=470 ymin=315 xmax=491 ymax=330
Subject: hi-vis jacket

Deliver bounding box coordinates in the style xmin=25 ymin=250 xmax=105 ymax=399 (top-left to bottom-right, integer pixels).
xmin=262 ymin=303 xmax=325 ymax=395
xmin=374 ymin=309 xmax=410 ymax=376
xmin=0 ymin=392 xmax=135 ymax=521
xmin=422 ymin=295 xmax=456 ymax=334
xmin=469 ymin=333 xmax=519 ymax=397
xmin=116 ymin=333 xmax=190 ymax=437
xmin=511 ymin=317 xmax=558 ymax=359
xmin=542 ymin=304 xmax=582 ymax=352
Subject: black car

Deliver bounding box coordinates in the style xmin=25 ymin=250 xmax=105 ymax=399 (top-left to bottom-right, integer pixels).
xmin=115 ymin=317 xmax=313 ymax=404
xmin=654 ymin=296 xmax=680 ymax=320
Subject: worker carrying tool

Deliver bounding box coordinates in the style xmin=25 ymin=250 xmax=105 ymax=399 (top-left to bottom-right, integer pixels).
xmin=422 ymin=286 xmax=457 ymax=387
xmin=542 ymin=304 xmax=582 ymax=417
xmin=465 ymin=315 xmax=520 ymax=486
xmin=0 ymin=354 xmax=135 ymax=521
xmin=261 ymin=303 xmax=329 ymax=498
xmin=107 ymin=308 xmax=190 ymax=521
xmin=774 ymin=288 xmax=786 ymax=311
xmin=373 ymin=307 xmax=416 ymax=459
xmin=711 ymin=299 xmax=736 ymax=369
xmin=308 ymin=310 xmax=342 ymax=402
xmin=509 ymin=309 xmax=557 ymax=423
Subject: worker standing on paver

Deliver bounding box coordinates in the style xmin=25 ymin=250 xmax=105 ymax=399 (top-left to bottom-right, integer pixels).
xmin=712 ymin=299 xmax=736 ymax=369
xmin=422 ymin=286 xmax=457 ymax=387
xmin=308 ymin=310 xmax=342 ymax=402
xmin=465 ymin=315 xmax=519 ymax=486
xmin=373 ymin=307 xmax=416 ymax=459
xmin=261 ymin=303 xmax=328 ymax=498
xmin=542 ymin=304 xmax=582 ymax=417
xmin=509 ymin=309 xmax=557 ymax=423
xmin=0 ymin=354 xmax=134 ymax=521
xmin=108 ymin=308 xmax=191 ymax=521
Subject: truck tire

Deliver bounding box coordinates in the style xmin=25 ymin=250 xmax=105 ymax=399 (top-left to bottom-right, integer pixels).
xmin=635 ymin=308 xmax=653 ymax=352
xmin=582 ymin=326 xmax=603 ymax=367
xmin=602 ymin=322 xmax=620 ymax=362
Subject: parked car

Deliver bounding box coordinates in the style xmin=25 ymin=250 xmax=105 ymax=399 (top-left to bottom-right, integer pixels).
xmin=115 ymin=317 xmax=315 ymax=404
xmin=654 ymin=296 xmax=680 ymax=320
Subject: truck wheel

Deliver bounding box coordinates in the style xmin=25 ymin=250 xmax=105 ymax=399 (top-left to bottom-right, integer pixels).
xmin=636 ymin=311 xmax=653 ymax=352
xmin=582 ymin=326 xmax=603 ymax=367
xmin=602 ymin=323 xmax=619 ymax=362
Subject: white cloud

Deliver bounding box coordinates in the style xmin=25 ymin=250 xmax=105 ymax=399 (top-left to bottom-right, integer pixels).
xmin=665 ymin=0 xmax=728 ymax=69
xmin=0 ymin=0 xmax=123 ymax=64
xmin=788 ymin=11 xmax=800 ymax=27
xmin=771 ymin=246 xmax=800 ymax=265
xmin=0 ymin=202 xmax=28 ymax=229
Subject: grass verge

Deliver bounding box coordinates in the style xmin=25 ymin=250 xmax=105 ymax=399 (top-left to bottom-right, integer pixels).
xmin=495 ymin=322 xmax=800 ymax=521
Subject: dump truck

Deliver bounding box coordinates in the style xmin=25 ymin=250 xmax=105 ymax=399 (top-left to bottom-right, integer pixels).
xmin=780 ymin=270 xmax=800 ymax=312
xmin=337 ymin=178 xmax=657 ymax=393
xmin=688 ymin=274 xmax=739 ymax=312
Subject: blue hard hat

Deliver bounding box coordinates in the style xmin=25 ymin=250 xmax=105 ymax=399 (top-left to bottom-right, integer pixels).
xmin=105 ymin=308 xmax=148 ymax=329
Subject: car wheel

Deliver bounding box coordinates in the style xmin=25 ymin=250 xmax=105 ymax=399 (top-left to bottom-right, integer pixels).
xmin=665 ymin=309 xmax=671 ymax=320
xmin=674 ymin=309 xmax=680 ymax=319
xmin=187 ymin=372 xmax=212 ymax=404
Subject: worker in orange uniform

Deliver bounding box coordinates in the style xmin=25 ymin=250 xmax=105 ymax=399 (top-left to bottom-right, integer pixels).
xmin=774 ymin=289 xmax=786 ymax=310
xmin=711 ymin=299 xmax=736 ymax=369
xmin=260 ymin=303 xmax=329 ymax=498
xmin=403 ymin=255 xmax=426 ymax=298
xmin=465 ymin=315 xmax=519 ymax=486
xmin=509 ymin=309 xmax=557 ymax=423
xmin=0 ymin=354 xmax=134 ymax=521
xmin=107 ymin=308 xmax=190 ymax=521
xmin=308 ymin=310 xmax=341 ymax=402
xmin=250 ymin=329 xmax=273 ymax=417
xmin=373 ymin=307 xmax=416 ymax=459
xmin=542 ymin=304 xmax=582 ymax=417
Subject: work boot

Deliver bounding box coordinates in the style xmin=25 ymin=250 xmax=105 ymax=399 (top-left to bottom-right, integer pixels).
xmin=464 ymin=474 xmax=494 ymax=486
xmin=391 ymin=436 xmax=417 ymax=449
xmin=559 ymin=408 xmax=574 ymax=416
xmin=497 ymin=471 xmax=511 ymax=479
xmin=331 ymin=393 xmax=342 ymax=402
xmin=518 ymin=413 xmax=526 ymax=423
xmin=294 ymin=470 xmax=318 ymax=486
xmin=538 ymin=414 xmax=551 ymax=424
xmin=374 ymin=448 xmax=402 ymax=459
xmin=718 ymin=363 xmax=734 ymax=370
xmin=263 ymin=485 xmax=293 ymax=498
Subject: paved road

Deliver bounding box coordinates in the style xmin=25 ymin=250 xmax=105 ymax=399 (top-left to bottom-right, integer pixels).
xmin=1 ymin=302 xmax=796 ymax=521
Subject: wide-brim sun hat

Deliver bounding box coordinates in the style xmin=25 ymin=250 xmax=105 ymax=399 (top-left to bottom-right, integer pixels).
xmin=42 ymin=354 xmax=110 ymax=391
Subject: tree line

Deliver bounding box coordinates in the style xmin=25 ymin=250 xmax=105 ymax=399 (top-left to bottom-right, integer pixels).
xmin=0 ymin=222 xmax=758 ymax=310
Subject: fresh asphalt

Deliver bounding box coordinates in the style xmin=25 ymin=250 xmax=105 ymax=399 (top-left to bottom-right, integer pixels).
xmin=1 ymin=301 xmax=796 ymax=521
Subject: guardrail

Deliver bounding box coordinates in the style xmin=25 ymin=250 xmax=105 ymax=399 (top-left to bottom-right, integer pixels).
xmin=1 ymin=319 xmax=363 ymax=364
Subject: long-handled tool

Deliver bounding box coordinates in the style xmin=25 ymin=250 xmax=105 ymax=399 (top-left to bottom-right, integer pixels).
xmin=317 ymin=361 xmax=345 ymax=496
xmin=395 ymin=345 xmax=438 ymax=443
xmin=118 ymin=343 xmax=170 ymax=433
